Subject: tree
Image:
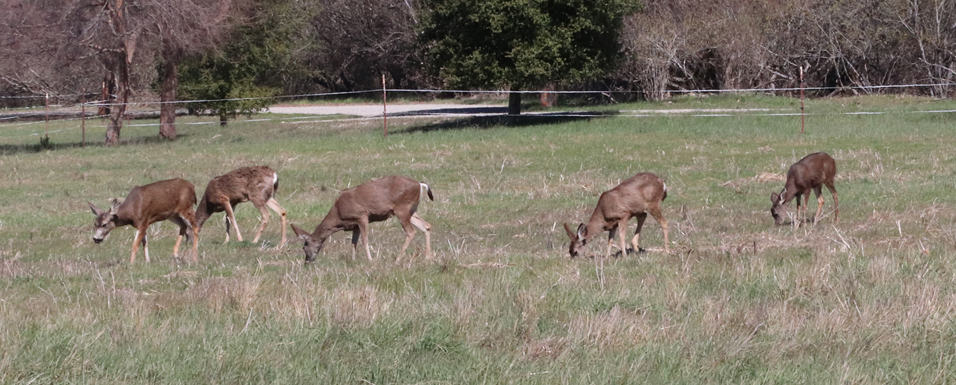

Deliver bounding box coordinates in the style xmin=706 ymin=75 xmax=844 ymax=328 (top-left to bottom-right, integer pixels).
xmin=420 ymin=0 xmax=638 ymax=115
xmin=177 ymin=0 xmax=294 ymax=126
xmin=153 ymin=0 xmax=232 ymax=140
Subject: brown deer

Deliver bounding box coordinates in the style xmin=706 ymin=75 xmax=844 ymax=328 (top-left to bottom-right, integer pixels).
xmin=290 ymin=175 xmax=433 ymax=263
xmin=563 ymin=172 xmax=670 ymax=258
xmin=770 ymin=152 xmax=838 ymax=227
xmin=195 ymin=166 xmax=287 ymax=247
xmin=88 ymin=178 xmax=199 ymax=263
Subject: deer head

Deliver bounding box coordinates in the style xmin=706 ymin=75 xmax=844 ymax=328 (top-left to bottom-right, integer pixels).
xmin=291 ymin=223 xmax=326 ymax=262
xmin=89 ymin=199 xmax=122 ymax=243
xmin=563 ymin=223 xmax=588 ymax=258
xmin=769 ymin=189 xmax=787 ymax=225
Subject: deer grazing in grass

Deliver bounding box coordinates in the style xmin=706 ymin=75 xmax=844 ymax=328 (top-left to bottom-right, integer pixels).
xmin=770 ymin=152 xmax=838 ymax=227
xmin=88 ymin=178 xmax=199 ymax=263
xmin=564 ymin=172 xmax=670 ymax=258
xmin=195 ymin=166 xmax=288 ymax=247
xmin=291 ymin=175 xmax=433 ymax=263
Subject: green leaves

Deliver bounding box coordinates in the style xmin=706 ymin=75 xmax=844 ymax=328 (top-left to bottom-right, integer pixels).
xmin=421 ymin=0 xmax=639 ymax=90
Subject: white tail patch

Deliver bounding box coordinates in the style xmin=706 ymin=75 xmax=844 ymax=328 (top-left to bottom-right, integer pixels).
xmin=662 ymin=182 xmax=667 ymax=192
xmin=419 ymin=182 xmax=429 ymax=199
xmin=273 ymin=172 xmax=278 ymax=185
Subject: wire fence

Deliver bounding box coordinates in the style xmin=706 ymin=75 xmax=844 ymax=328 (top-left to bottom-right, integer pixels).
xmin=2 ymin=83 xmax=956 ymax=141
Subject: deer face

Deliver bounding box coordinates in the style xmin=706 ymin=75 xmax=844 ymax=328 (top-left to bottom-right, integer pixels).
xmin=89 ymin=200 xmax=120 ymax=243
xmin=770 ymin=191 xmax=787 ymax=225
xmin=563 ymin=223 xmax=588 ymax=258
xmin=291 ymin=224 xmax=325 ymax=262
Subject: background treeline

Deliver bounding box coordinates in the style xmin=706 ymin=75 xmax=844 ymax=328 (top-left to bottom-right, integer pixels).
xmin=2 ymin=0 xmax=954 ymax=106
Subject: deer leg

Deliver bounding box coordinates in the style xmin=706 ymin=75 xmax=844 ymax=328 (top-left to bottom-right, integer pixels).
xmin=813 ymin=186 xmax=825 ymax=224
xmin=606 ymin=226 xmax=615 ymax=258
xmin=170 ymin=215 xmax=189 ymax=259
xmin=251 ymin=202 xmax=269 ymax=244
xmin=803 ymin=193 xmax=811 ymax=226
xmin=222 ymin=215 xmax=231 ymax=244
xmin=130 ymin=225 xmax=147 ymax=264
xmin=266 ymin=198 xmax=287 ymax=247
xmin=224 ymin=203 xmax=243 ymax=242
xmin=358 ymin=217 xmax=372 ymax=261
xmin=410 ymin=214 xmax=432 ymax=259
xmin=649 ymin=207 xmax=670 ymax=253
xmin=351 ymin=229 xmax=360 ymax=261
xmin=826 ymin=183 xmax=839 ymax=223
xmin=617 ymin=220 xmax=629 ymax=257
xmin=142 ymin=232 xmax=150 ymax=263
xmin=397 ymin=216 xmax=416 ymax=264
xmin=180 ymin=211 xmax=199 ymax=263
xmin=631 ymin=213 xmax=648 ymax=253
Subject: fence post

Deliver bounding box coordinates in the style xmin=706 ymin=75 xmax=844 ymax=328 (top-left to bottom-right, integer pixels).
xmin=44 ymin=93 xmax=50 ymax=138
xmin=81 ymin=98 xmax=86 ymax=147
xmin=799 ymin=67 xmax=805 ymax=134
xmin=382 ymin=73 xmax=388 ymax=137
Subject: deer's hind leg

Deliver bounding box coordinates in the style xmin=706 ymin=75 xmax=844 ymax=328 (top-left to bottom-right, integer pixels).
xmin=631 ymin=213 xmax=648 ymax=253
xmin=266 ymin=198 xmax=287 ymax=247
xmin=825 ymin=182 xmax=839 ymax=223
xmin=813 ymin=186 xmax=825 ymax=224
xmin=648 ymin=206 xmax=670 ymax=253
xmin=410 ymin=214 xmax=432 ymax=259
xmin=251 ymin=199 xmax=269 ymax=244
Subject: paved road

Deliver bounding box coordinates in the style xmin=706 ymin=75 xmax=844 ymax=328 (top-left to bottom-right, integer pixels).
xmin=268 ymin=103 xmax=507 ymax=117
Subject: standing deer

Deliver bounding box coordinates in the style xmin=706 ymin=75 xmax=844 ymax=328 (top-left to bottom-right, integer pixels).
xmin=88 ymin=178 xmax=199 ymax=263
xmin=290 ymin=175 xmax=433 ymax=263
xmin=195 ymin=166 xmax=287 ymax=247
xmin=564 ymin=172 xmax=670 ymax=258
xmin=770 ymin=152 xmax=838 ymax=227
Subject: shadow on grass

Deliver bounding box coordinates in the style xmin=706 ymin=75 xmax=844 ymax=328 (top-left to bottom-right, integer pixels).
xmin=397 ymin=110 xmax=620 ymax=134
xmin=0 ymin=134 xmax=188 ymax=155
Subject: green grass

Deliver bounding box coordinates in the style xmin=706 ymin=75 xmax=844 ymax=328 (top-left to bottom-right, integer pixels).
xmin=1 ymin=95 xmax=955 ymax=384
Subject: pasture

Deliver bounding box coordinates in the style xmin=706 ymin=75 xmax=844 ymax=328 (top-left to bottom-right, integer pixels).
xmin=1 ymin=95 xmax=955 ymax=384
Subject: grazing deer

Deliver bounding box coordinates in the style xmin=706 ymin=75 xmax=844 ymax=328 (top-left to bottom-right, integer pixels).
xmin=770 ymin=152 xmax=838 ymax=227
xmin=88 ymin=178 xmax=199 ymax=263
xmin=290 ymin=175 xmax=433 ymax=263
xmin=564 ymin=172 xmax=670 ymax=258
xmin=195 ymin=166 xmax=287 ymax=247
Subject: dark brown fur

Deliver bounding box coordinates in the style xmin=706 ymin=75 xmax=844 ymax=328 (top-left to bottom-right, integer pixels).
xmin=564 ymin=172 xmax=670 ymax=258
xmin=89 ymin=178 xmax=199 ymax=263
xmin=291 ymin=175 xmax=433 ymax=263
xmin=770 ymin=152 xmax=838 ymax=226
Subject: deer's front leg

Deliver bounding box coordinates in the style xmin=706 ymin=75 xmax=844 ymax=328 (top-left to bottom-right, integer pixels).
xmin=130 ymin=225 xmax=147 ymax=264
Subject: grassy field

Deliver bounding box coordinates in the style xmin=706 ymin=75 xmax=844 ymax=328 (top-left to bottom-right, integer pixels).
xmin=1 ymin=95 xmax=955 ymax=384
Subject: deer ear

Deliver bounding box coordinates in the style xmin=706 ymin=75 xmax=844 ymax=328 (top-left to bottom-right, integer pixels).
xmin=576 ymin=223 xmax=586 ymax=239
xmin=88 ymin=201 xmax=101 ymax=216
xmin=563 ymin=223 xmax=576 ymax=239
xmin=770 ymin=192 xmax=779 ymax=204
xmin=290 ymin=224 xmax=309 ymax=239
xmin=109 ymin=198 xmax=122 ymax=212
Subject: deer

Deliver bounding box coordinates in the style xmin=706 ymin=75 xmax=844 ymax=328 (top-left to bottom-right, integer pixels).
xmin=88 ymin=178 xmax=199 ymax=264
xmin=290 ymin=175 xmax=433 ymax=263
xmin=563 ymin=172 xmax=670 ymax=259
xmin=195 ymin=166 xmax=288 ymax=247
xmin=770 ymin=152 xmax=838 ymax=227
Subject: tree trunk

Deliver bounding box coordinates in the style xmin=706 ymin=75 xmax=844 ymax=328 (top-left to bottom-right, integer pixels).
xmin=219 ymin=111 xmax=228 ymax=126
xmin=508 ymin=88 xmax=522 ymax=115
xmin=98 ymin=72 xmax=115 ymax=116
xmin=105 ymin=60 xmax=129 ymax=146
xmin=159 ymin=56 xmax=178 ymax=140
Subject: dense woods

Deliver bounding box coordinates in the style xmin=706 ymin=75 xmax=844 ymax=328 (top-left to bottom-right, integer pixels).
xmin=2 ymin=0 xmax=955 ymax=140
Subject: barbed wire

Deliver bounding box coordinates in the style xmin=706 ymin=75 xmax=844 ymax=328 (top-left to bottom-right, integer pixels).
xmin=3 ymin=82 xmax=955 ymax=108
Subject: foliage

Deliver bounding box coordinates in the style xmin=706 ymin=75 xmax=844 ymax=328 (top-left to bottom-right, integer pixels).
xmin=420 ymin=0 xmax=639 ymax=90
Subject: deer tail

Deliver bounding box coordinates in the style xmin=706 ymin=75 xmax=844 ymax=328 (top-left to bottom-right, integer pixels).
xmin=661 ymin=181 xmax=668 ymax=201
xmin=420 ymin=182 xmax=434 ymax=201
xmin=272 ymin=172 xmax=279 ymax=193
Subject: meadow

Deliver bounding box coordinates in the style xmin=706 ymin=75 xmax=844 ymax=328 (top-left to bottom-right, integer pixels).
xmin=1 ymin=95 xmax=955 ymax=384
